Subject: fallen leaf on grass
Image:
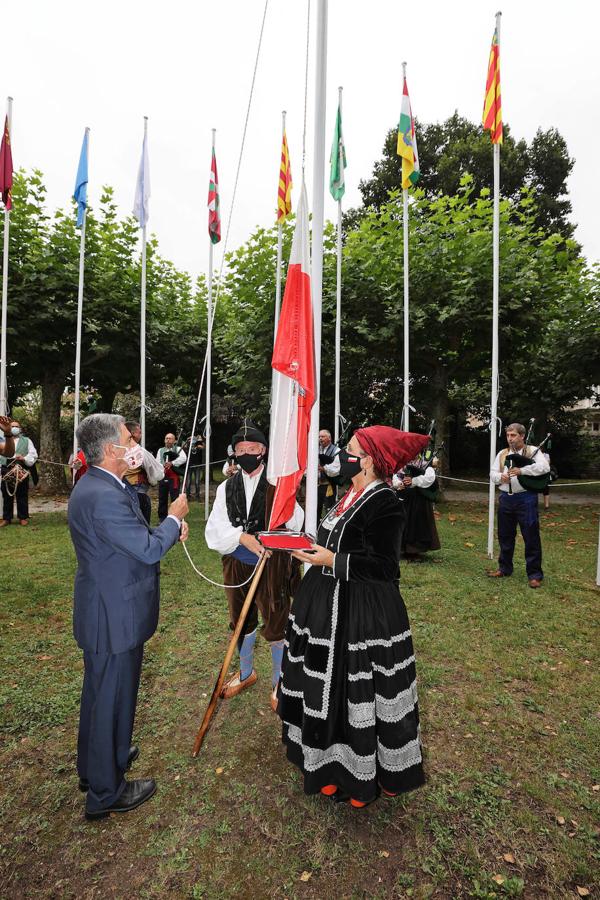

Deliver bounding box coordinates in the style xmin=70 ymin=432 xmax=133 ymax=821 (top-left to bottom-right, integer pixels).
xmin=592 ymin=784 xmax=600 ymax=792
xmin=464 ymin=542 xmax=475 ymax=548
xmin=378 ymin=850 xmax=390 ymax=858
xmin=560 ymin=772 xmax=570 ymax=778
xmin=492 ymin=874 xmax=505 ymax=885
xmin=215 ymin=767 xmax=224 ymax=775
xmin=36 ymin=655 xmax=52 ymax=661
xmin=576 ymin=888 xmax=590 ymax=897
xmin=299 ymin=871 xmax=312 ymax=882
xmin=556 ymin=815 xmax=566 ymax=825
xmin=503 ymin=853 xmax=516 ymax=864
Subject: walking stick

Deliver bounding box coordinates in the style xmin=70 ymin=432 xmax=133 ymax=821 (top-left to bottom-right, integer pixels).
xmin=192 ymin=552 xmax=269 ymax=757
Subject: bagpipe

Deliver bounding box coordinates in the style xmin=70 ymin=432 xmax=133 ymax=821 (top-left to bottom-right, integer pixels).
xmin=504 ymin=429 xmax=554 ymax=493
xmin=402 ymin=420 xmax=441 ymax=501
xmin=0 ymin=459 xmax=30 ymax=495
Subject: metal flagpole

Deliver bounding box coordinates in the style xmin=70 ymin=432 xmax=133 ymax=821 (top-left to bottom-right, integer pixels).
xmin=305 ymin=0 xmax=328 ymax=539
xmin=274 ymin=111 xmax=286 ymax=340
xmin=401 ymin=62 xmax=410 ymax=433
xmin=334 ymin=86 xmax=343 ymax=446
xmin=0 ymin=96 xmax=13 ymax=417
xmin=140 ymin=116 xmax=148 ymax=447
xmin=72 ymin=127 xmax=90 ymax=474
xmin=205 ymin=128 xmax=216 ymax=520
xmin=486 ymin=14 xmax=502 ymax=559
xmin=596 ymin=515 xmax=600 ymax=587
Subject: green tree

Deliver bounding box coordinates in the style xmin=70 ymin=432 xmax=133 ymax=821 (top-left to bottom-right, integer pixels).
xmin=354 ymin=114 xmax=575 ymax=239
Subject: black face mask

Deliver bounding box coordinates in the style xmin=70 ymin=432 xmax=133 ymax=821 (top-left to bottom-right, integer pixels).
xmin=337 ymin=448 xmax=363 ymax=480
xmin=236 ymin=453 xmax=263 ymax=474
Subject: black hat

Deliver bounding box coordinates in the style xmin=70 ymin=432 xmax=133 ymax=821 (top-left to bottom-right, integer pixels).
xmin=231 ymin=419 xmax=268 ymax=449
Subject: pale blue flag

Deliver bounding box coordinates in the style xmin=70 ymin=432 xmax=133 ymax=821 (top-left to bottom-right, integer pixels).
xmin=73 ymin=130 xmax=89 ymax=228
xmin=133 ymin=127 xmax=150 ymax=227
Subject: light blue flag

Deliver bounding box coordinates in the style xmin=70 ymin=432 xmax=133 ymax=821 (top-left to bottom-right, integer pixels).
xmin=133 ymin=126 xmax=150 ymax=228
xmin=73 ymin=130 xmax=89 ymax=228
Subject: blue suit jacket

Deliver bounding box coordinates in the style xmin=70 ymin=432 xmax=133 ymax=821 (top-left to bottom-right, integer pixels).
xmin=68 ymin=466 xmax=181 ymax=654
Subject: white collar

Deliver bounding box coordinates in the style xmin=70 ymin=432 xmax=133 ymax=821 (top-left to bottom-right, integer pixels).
xmin=92 ymin=465 xmax=125 ymax=488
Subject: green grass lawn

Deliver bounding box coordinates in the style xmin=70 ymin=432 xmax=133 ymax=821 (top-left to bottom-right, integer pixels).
xmin=1 ymin=500 xmax=598 ymax=899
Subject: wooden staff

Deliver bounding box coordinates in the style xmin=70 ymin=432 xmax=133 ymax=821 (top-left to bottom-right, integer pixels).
xmin=192 ymin=552 xmax=269 ymax=756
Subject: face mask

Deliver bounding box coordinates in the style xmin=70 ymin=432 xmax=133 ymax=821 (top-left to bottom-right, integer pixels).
xmin=337 ymin=448 xmax=363 ymax=479
xmin=236 ymin=453 xmax=263 ymax=474
xmin=113 ymin=443 xmax=144 ymax=468
xmin=11 ymin=426 xmax=21 ymax=436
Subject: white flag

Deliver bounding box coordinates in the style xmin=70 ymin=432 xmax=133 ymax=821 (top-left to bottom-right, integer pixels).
xmin=133 ymin=127 xmax=150 ymax=227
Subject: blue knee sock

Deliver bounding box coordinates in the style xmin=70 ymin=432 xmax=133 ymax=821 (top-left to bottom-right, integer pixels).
xmin=270 ymin=640 xmax=285 ymax=689
xmin=239 ymin=629 xmax=257 ymax=681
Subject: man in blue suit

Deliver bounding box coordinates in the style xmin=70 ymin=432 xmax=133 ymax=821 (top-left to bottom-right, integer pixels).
xmin=68 ymin=413 xmax=189 ymax=820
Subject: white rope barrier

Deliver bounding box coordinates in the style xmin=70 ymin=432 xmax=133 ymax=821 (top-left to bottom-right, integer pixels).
xmin=181 ymin=541 xmax=264 ymax=589
xmin=438 ymin=475 xmax=600 ymax=488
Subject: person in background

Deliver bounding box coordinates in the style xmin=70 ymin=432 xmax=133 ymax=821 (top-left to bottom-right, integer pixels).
xmin=123 ymin=421 xmax=165 ymax=525
xmin=71 ymin=449 xmax=88 ymax=484
xmin=0 ymin=419 xmax=38 ymax=527
xmin=155 ymin=433 xmax=186 ymax=523
xmin=317 ymin=429 xmax=340 ymax=522
xmin=183 ymin=434 xmax=204 ymax=501
xmin=487 ymin=423 xmax=550 ymax=588
xmin=393 ymin=455 xmax=441 ymax=560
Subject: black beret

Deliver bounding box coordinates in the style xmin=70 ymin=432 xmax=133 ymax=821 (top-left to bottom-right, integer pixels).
xmin=231 ymin=419 xmax=268 ymax=449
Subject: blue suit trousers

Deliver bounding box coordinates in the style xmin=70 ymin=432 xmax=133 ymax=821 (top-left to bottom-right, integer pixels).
xmin=497 ymin=491 xmax=543 ymax=581
xmin=77 ymin=645 xmax=144 ymax=812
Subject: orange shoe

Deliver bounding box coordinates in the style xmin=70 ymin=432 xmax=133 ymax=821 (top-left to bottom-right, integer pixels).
xmin=19 ymin=519 xmax=29 ymax=526
xmin=220 ymin=670 xmax=257 ymax=699
xmin=270 ymin=688 xmax=278 ymax=713
xmin=320 ymin=784 xmax=338 ymax=797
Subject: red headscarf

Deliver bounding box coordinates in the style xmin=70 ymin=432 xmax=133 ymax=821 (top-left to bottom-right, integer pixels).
xmin=353 ymin=426 xmax=430 ymax=477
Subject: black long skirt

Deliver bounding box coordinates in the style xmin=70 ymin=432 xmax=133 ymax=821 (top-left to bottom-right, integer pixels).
xmin=278 ymin=567 xmax=425 ymax=803
xmin=402 ymin=488 xmax=441 ymax=555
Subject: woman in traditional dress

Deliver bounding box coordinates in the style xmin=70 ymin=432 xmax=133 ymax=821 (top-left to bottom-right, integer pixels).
xmin=393 ymin=456 xmax=441 ymax=560
xmin=277 ymin=426 xmax=429 ymax=808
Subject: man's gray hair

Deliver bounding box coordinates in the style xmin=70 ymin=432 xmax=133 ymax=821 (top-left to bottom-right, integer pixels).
xmin=77 ymin=414 xmax=125 ymax=466
xmin=506 ymin=423 xmax=526 ymax=437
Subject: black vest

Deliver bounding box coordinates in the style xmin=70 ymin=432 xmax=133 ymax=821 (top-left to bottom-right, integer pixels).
xmin=225 ymin=468 xmax=268 ymax=534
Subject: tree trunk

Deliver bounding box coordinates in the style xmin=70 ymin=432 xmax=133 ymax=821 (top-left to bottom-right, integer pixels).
xmin=39 ymin=368 xmax=67 ymax=493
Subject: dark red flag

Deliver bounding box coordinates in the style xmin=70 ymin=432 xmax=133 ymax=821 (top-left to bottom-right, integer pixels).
xmin=0 ymin=116 xmax=13 ymax=211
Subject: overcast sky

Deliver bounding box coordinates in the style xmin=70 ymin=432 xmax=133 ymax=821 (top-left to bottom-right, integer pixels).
xmin=4 ymin=0 xmax=599 ymax=281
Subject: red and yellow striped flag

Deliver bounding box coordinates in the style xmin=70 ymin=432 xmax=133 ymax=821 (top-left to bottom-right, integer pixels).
xmin=277 ymin=131 xmax=293 ymax=223
xmin=482 ymin=24 xmax=502 ymax=144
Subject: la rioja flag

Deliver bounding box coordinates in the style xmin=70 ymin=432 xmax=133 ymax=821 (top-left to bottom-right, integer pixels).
xmin=267 ymin=183 xmax=315 ymax=530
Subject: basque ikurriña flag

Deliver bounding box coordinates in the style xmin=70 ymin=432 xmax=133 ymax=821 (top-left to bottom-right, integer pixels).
xmin=208 ymin=148 xmax=221 ymax=243
xmin=277 ymin=131 xmax=293 ymax=223
xmin=0 ymin=116 xmax=14 ymax=210
xmin=267 ymin=182 xmax=316 ymax=530
xmin=397 ymin=77 xmax=420 ymax=190
xmin=482 ymin=24 xmax=503 ymax=144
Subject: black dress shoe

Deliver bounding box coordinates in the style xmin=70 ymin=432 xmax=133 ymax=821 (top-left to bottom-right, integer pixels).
xmin=79 ymin=745 xmax=139 ymax=792
xmin=85 ymin=778 xmax=156 ymax=820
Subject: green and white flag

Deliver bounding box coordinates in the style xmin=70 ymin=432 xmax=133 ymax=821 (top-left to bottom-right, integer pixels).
xmin=329 ymin=103 xmax=347 ymax=201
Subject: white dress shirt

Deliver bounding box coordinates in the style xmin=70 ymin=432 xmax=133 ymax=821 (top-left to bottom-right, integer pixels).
xmin=205 ymin=466 xmax=304 ymax=556
xmin=490 ymin=444 xmax=550 ymax=494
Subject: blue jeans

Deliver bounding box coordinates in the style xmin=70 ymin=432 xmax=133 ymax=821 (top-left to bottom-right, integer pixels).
xmin=497 ymin=491 xmax=543 ymax=580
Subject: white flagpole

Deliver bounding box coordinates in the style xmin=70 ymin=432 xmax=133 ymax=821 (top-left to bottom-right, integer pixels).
xmin=72 ymin=126 xmax=90 ymax=475
xmin=205 ymin=128 xmax=216 ymax=520
xmin=0 ymin=96 xmax=13 ymax=417
xmin=274 ymin=110 xmax=286 ymax=340
xmin=596 ymin=515 xmax=600 ymax=587
xmin=305 ymin=0 xmax=328 ymax=539
xmin=401 ymin=63 xmax=410 ymax=433
xmin=334 ymin=86 xmax=343 ymax=446
xmin=486 ymin=12 xmax=502 ymax=559
xmin=140 ymin=116 xmax=148 ymax=447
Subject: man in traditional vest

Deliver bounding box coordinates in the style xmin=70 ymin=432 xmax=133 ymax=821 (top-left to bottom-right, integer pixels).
xmin=1 ymin=419 xmax=38 ymax=526
xmin=487 ymin=423 xmax=550 ymax=588
xmin=155 ymin=433 xmax=186 ymax=523
xmin=123 ymin=421 xmax=165 ymax=524
xmin=205 ymin=420 xmax=303 ymax=710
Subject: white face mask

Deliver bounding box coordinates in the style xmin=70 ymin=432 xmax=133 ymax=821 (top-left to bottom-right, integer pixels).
xmin=11 ymin=426 xmax=21 ymax=436
xmin=114 ymin=443 xmax=144 ymax=468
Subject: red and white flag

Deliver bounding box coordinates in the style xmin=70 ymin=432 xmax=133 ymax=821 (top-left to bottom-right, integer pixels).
xmin=267 ymin=183 xmax=315 ymax=530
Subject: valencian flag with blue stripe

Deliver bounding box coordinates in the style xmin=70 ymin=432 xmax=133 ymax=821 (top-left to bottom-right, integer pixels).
xmin=482 ymin=23 xmax=503 ymax=143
